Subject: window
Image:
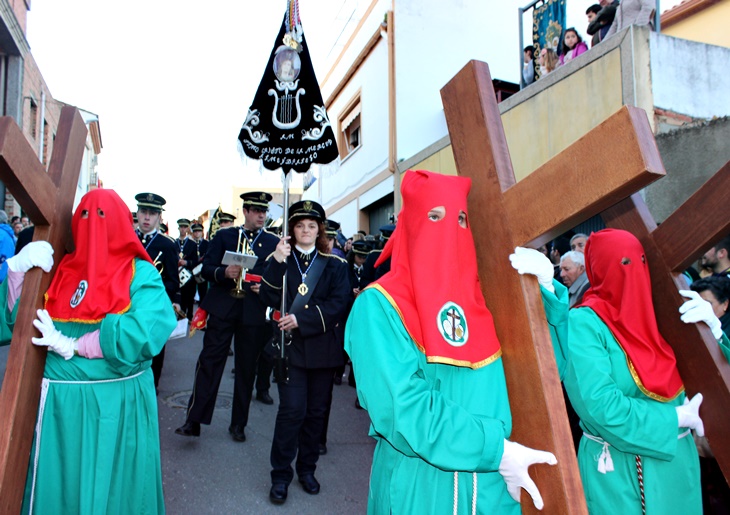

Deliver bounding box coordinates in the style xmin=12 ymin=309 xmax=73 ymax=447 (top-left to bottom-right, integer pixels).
xmin=29 ymin=98 xmax=38 ymax=139
xmin=338 ymin=94 xmax=361 ymax=159
xmin=42 ymin=120 xmax=50 ymax=165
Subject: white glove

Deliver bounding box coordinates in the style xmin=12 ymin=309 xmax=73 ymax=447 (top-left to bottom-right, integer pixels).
xmin=509 ymin=247 xmax=555 ymax=293
xmin=498 ymin=439 xmax=557 ymax=510
xmin=676 ymin=393 xmax=704 ymax=437
xmin=31 ymin=309 xmax=76 ymax=360
xmin=7 ymin=241 xmax=54 ymax=273
xmin=679 ymin=290 xmax=723 ymax=340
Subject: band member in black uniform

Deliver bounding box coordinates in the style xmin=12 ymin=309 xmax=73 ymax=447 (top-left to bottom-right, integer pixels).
xmin=344 ymin=240 xmax=371 ymax=390
xmin=324 ymin=219 xmax=346 ymax=259
xmin=260 ymin=201 xmax=350 ymax=505
xmin=190 ymin=222 xmax=209 ymax=305
xmin=176 ymin=218 xmax=198 ymax=321
xmin=218 ymin=212 xmax=236 ymax=228
xmin=175 ymin=192 xmax=278 ymax=441
xmin=135 ymin=192 xmax=180 ymax=390
xmin=218 ymin=210 xmax=273 ymax=375
xmin=320 ymin=220 xmax=354 ymax=452
xmin=361 ymin=223 xmax=395 ymax=286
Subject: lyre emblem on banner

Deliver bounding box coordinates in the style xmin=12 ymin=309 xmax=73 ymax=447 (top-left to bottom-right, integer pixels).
xmin=269 ymin=46 xmax=305 ymax=130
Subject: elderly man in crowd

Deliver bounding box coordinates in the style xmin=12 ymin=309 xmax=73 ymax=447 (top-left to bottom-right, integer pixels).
xmin=560 ymin=250 xmax=590 ymax=308
xmin=570 ymin=233 xmax=588 ymax=253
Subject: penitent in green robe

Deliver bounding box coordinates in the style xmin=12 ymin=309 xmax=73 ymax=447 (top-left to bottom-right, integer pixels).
xmin=0 ymin=258 xmax=176 ymax=515
xmin=344 ymin=282 xmax=568 ymax=514
xmin=563 ymin=307 xmax=718 ymax=515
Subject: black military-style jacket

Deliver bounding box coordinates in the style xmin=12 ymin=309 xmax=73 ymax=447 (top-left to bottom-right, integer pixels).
xmin=176 ymin=236 xmax=198 ymax=271
xmin=138 ymin=230 xmax=180 ymax=303
xmin=200 ymin=226 xmax=278 ymax=323
xmin=192 ymin=238 xmax=209 ymax=268
xmin=260 ymin=251 xmax=350 ymax=369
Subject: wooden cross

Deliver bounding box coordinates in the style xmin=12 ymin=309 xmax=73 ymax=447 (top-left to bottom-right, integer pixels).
xmin=602 ymin=160 xmax=730 ymax=480
xmin=441 ymin=60 xmax=667 ymax=513
xmin=0 ymin=106 xmax=87 ymax=513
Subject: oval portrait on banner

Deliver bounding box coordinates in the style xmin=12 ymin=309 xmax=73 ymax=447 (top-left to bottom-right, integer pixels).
xmin=274 ymin=46 xmax=301 ymax=82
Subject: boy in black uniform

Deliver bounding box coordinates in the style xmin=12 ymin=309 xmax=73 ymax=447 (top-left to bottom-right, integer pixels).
xmin=175 ymin=192 xmax=279 ymax=441
xmin=135 ymin=192 xmax=180 ymax=390
xmin=176 ymin=218 xmax=199 ymax=321
xmin=191 ymin=222 xmax=209 ymax=304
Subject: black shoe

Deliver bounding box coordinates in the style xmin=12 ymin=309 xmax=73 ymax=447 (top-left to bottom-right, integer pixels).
xmin=298 ymin=474 xmax=320 ymax=495
xmin=175 ymin=421 xmax=200 ymax=437
xmin=355 ymin=398 xmax=363 ymax=410
xmin=269 ymin=483 xmax=288 ymax=504
xmin=318 ymin=443 xmax=327 ymax=455
xmin=256 ymin=391 xmax=274 ymax=405
xmin=231 ymin=368 xmax=235 ymax=374
xmin=228 ymin=424 xmax=246 ymax=442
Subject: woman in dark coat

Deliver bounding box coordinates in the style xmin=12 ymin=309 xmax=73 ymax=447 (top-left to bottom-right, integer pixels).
xmin=259 ymin=200 xmax=350 ymax=505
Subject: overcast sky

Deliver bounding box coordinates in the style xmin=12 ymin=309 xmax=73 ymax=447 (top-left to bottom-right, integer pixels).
xmin=26 ymin=0 xmax=683 ymax=228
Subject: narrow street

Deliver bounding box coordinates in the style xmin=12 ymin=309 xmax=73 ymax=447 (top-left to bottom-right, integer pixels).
xmin=1 ymin=327 xmax=375 ymax=515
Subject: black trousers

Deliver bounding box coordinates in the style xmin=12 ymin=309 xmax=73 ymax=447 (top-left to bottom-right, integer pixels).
xmin=270 ymin=365 xmax=336 ymax=484
xmin=196 ymin=280 xmax=208 ymax=305
xmin=186 ymin=311 xmax=270 ymax=427
xmin=255 ymin=347 xmax=273 ymax=393
xmin=180 ymin=280 xmax=197 ymax=320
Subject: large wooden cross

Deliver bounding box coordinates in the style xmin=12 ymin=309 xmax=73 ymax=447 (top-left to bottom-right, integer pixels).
xmin=0 ymin=106 xmax=87 ymax=513
xmin=441 ymin=60 xmax=667 ymax=513
xmin=602 ymin=161 xmax=730 ymax=479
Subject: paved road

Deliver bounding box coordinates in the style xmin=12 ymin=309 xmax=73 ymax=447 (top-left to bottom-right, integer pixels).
xmin=1 ymin=325 xmax=375 ymax=515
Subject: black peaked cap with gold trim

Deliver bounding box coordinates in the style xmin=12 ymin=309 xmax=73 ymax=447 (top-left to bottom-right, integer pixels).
xmin=325 ymin=219 xmax=340 ymax=237
xmin=352 ymin=240 xmax=370 ymax=256
xmin=289 ymin=200 xmax=325 ymax=222
xmin=240 ymin=191 xmax=273 ymax=210
xmin=135 ymin=192 xmax=166 ymax=212
xmin=379 ymin=223 xmax=396 ymax=240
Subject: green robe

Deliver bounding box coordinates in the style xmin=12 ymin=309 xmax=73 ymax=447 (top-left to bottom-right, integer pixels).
xmin=563 ymin=307 xmax=702 ymax=515
xmin=344 ymin=282 xmax=568 ymax=514
xmin=1 ymin=259 xmax=176 ymax=515
xmin=718 ymin=332 xmax=730 ymax=363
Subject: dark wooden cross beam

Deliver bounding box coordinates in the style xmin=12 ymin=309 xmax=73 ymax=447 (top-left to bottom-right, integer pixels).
xmin=441 ymin=60 xmax=666 ymax=513
xmin=602 ymin=160 xmax=730 ymax=481
xmin=0 ymin=106 xmax=87 ymax=513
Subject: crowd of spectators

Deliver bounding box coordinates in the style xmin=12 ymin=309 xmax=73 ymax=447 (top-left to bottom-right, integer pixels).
xmin=524 ymin=0 xmax=657 ymax=85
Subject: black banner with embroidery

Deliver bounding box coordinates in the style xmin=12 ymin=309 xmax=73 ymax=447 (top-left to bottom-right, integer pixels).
xmin=238 ymin=10 xmax=338 ymax=175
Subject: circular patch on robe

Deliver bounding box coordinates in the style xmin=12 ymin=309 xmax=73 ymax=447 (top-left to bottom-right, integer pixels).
xmin=437 ymin=302 xmax=468 ymax=347
xmin=69 ymin=280 xmax=88 ymax=308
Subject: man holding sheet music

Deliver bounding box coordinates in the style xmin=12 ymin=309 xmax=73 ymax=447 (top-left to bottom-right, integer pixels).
xmin=175 ymin=192 xmax=279 ymax=441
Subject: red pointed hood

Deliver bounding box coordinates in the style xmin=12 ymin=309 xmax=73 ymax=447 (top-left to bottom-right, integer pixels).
xmin=371 ymin=170 xmax=501 ymax=368
xmin=45 ymin=189 xmax=152 ymax=323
